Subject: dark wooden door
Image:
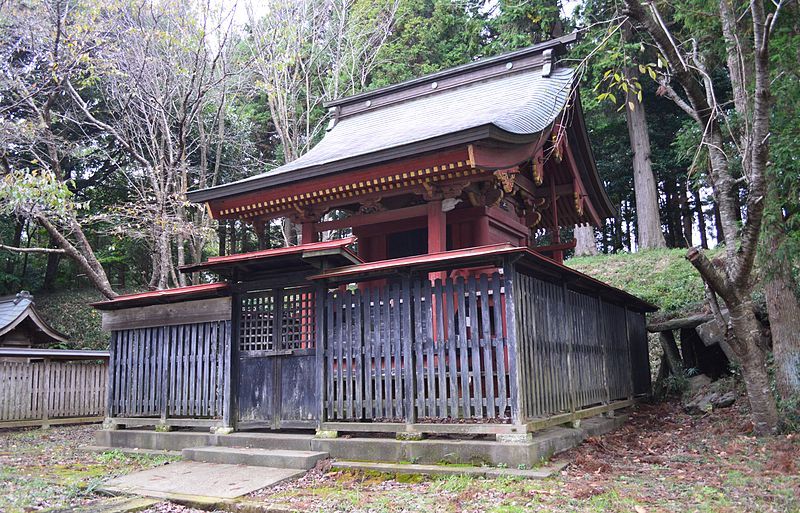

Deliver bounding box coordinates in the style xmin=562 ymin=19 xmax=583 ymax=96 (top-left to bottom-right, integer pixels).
xmin=237 ymin=286 xmax=318 ymax=429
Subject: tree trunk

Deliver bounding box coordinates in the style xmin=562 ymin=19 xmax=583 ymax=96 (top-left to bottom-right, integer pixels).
xmin=624 ymin=200 xmax=633 ymax=251
xmin=42 ymin=234 xmax=62 ymax=291
xmin=573 ymin=224 xmax=598 ymax=256
xmin=659 ymin=331 xmax=684 ymax=375
xmin=738 ymin=335 xmax=781 ymax=434
xmin=663 ymin=178 xmax=675 ymax=247
xmin=229 ymin=220 xmax=238 ymax=254
xmin=763 ymin=203 xmax=800 ymax=402
xmin=728 ymin=301 xmax=780 ymax=434
xmin=694 ymin=189 xmax=709 ymax=249
xmin=36 ymin=215 xmax=117 ymax=299
xmin=282 ymin=217 xmax=298 ymax=246
xmin=218 ymin=221 xmax=227 ymax=256
xmin=713 ymin=201 xmax=725 ymax=246
xmin=3 ymin=219 xmax=23 ymax=282
xmin=623 ymin=66 xmax=666 ymax=250
xmin=678 ymin=179 xmax=693 ymax=247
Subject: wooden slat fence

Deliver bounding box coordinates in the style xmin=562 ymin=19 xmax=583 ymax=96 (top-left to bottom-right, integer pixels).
xmin=627 ymin=310 xmax=652 ymax=396
xmin=0 ymin=360 xmax=106 ymax=425
xmin=109 ymin=320 xmax=231 ymax=420
xmin=323 ymin=272 xmax=513 ymax=422
xmin=516 ymin=272 xmax=640 ymax=421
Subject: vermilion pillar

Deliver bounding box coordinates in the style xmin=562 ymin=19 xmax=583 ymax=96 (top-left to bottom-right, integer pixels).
xmin=301 ymin=222 xmax=317 ymax=244
xmin=428 ymin=200 xmax=447 ymax=284
xmin=427 ymin=200 xmax=446 ymax=253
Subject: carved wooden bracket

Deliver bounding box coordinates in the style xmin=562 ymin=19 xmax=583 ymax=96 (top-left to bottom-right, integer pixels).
xmin=493 ymin=168 xmax=518 ymax=194
xmin=422 ymin=180 xmax=468 ymax=202
xmin=358 ymin=197 xmax=385 ymax=214
xmin=532 ymin=151 xmax=545 ymax=186
xmin=287 ymin=204 xmax=325 ymax=224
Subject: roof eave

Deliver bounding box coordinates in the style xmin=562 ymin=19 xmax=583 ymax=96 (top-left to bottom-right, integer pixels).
xmin=188 ymin=125 xmax=543 ymax=204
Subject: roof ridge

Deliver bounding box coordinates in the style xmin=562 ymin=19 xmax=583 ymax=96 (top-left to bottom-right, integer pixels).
xmin=325 ymin=32 xmax=578 ymax=111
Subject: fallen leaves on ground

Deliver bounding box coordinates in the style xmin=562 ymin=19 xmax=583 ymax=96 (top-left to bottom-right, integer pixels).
xmin=2 ymin=400 xmax=799 ymax=512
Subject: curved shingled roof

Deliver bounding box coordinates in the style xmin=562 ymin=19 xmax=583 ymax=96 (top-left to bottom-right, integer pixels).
xmin=236 ymin=67 xmax=571 ymax=182
xmin=187 ymin=34 xmax=584 ymax=204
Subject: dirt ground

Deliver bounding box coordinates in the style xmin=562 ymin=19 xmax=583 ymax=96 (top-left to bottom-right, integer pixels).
xmin=1 ymin=400 xmax=797 ymax=513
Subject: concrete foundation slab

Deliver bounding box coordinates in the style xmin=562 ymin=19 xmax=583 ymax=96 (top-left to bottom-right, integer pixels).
xmin=95 ymin=413 xmax=629 ymax=469
xmin=331 ymin=460 xmax=569 ymax=479
xmin=100 ymin=461 xmax=303 ymax=500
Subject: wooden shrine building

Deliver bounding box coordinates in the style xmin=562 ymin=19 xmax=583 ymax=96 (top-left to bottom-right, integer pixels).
xmin=93 ymin=34 xmax=656 ymax=438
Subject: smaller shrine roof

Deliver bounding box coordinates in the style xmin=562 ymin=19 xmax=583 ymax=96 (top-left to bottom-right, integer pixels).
xmin=178 ymin=237 xmax=361 ymax=276
xmin=0 ymin=292 xmax=69 ymax=345
xmin=91 ymin=282 xmax=230 ymax=311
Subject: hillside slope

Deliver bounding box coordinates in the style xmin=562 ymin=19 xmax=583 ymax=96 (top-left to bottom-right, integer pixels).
xmin=566 ymin=249 xmax=711 ymax=319
xmin=35 ymin=288 xmax=118 ymax=349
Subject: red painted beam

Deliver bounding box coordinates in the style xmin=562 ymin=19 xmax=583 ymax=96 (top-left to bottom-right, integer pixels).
xmin=208 ymin=148 xmax=470 ymax=217
xmin=316 ymin=204 xmax=428 ymax=232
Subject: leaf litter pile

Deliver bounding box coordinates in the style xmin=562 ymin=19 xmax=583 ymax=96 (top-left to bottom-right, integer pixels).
xmin=2 ymin=400 xmax=798 ymax=512
xmin=239 ymin=401 xmax=799 ymax=512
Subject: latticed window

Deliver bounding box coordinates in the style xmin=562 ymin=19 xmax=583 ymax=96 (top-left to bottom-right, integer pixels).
xmin=239 ymin=287 xmax=315 ymax=353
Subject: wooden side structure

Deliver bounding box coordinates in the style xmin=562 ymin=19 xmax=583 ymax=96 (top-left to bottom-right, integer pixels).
xmin=0 ymin=348 xmax=108 ymax=428
xmin=95 ymin=245 xmax=654 ymax=435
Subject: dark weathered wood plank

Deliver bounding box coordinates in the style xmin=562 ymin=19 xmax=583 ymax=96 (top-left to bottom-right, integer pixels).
xmin=382 ymin=286 xmax=393 ymax=419
xmin=364 ymin=286 xmax=375 ymax=419
xmin=467 ymin=275 xmax=483 ymax=418
xmin=503 ymin=259 xmax=522 ymax=424
xmin=444 ymin=278 xmax=458 ymax=417
xmin=412 ymin=279 xmax=426 ymax=417
xmin=491 ymin=273 xmax=508 ymax=418
xmin=373 ymin=287 xmax=384 ymax=419
xmin=354 ymin=289 xmax=364 ymax=420
xmin=455 ymin=276 xmax=470 ymax=418
xmin=430 ymin=280 xmax=446 ymax=418
xmin=401 ymin=277 xmax=415 ymax=424
xmin=479 ymin=274 xmax=495 ymax=418
xmin=391 ymin=283 xmax=404 ymax=419
xmin=326 ymin=290 xmax=335 ymax=419
xmin=344 ymin=289 xmax=354 ymax=419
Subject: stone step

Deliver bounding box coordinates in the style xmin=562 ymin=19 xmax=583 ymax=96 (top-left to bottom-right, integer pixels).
xmin=217 ymin=432 xmax=314 ymax=451
xmin=182 ymin=446 xmax=328 ymax=469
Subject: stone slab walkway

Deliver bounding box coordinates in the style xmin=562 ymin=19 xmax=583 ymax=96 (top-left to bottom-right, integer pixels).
xmin=100 ymin=461 xmax=304 ymax=500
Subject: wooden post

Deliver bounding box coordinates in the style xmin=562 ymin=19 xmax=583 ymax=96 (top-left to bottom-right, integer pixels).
xmin=42 ymin=358 xmax=51 ymax=429
xmin=624 ymin=308 xmax=636 ymax=400
xmin=315 ymin=283 xmax=327 ymax=429
xmin=222 ymin=293 xmax=240 ymax=433
xmin=302 ymin=222 xmax=317 ymax=244
xmin=564 ymin=284 xmax=577 ymax=414
xmin=401 ymin=275 xmax=416 ymax=426
xmin=160 ymin=326 xmax=170 ymax=427
xmin=598 ymin=296 xmax=611 ymax=407
xmin=502 ymin=257 xmax=524 ymax=425
xmin=427 ymin=200 xmax=447 ymax=285
xmin=106 ymin=333 xmax=116 ymax=423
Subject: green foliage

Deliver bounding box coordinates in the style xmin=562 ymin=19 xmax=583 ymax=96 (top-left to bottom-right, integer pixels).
xmin=567 ymin=249 xmax=719 ymax=314
xmin=34 ymin=288 xmax=121 ymax=349
xmin=0 ymin=170 xmax=78 ymax=220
